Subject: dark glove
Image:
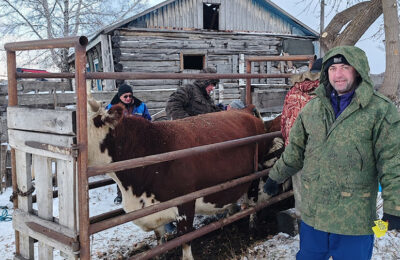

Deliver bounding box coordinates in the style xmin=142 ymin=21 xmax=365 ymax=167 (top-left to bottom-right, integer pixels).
xmin=217 ymin=103 xmax=227 ymax=110
xmin=263 ymin=177 xmax=279 ymax=196
xmin=382 ymin=213 xmax=400 ymax=230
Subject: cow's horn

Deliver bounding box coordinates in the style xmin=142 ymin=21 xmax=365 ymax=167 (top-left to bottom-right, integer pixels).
xmin=88 ymin=98 xmax=100 ymax=112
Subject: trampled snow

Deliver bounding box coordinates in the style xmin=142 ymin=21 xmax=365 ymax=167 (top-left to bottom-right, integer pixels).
xmin=0 ymin=182 xmax=399 ymax=259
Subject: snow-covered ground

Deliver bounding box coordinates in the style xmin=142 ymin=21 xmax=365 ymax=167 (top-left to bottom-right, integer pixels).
xmin=0 ymin=182 xmax=399 ymax=259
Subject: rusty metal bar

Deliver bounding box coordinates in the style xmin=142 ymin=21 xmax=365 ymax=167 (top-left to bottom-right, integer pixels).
xmin=246 ymin=60 xmax=252 ymax=105
xmin=16 ymin=72 xmax=75 ymax=79
xmin=4 ymin=36 xmax=88 ymax=51
xmin=134 ymin=190 xmax=294 ymax=260
xmin=89 ymin=168 xmax=271 ymax=235
xmin=90 ymin=208 xmax=125 ymax=225
xmin=87 ymin=131 xmax=281 ymax=177
xmin=243 ymin=54 xmax=315 ymax=105
xmin=246 ymin=54 xmax=315 ymax=62
xmin=17 ymin=72 xmax=295 ymax=80
xmin=75 ymin=42 xmax=90 ymax=260
xmin=7 ymin=51 xmax=18 ymax=106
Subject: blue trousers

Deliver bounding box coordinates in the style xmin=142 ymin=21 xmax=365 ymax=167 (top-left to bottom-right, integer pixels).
xmin=296 ymin=221 xmax=374 ymax=260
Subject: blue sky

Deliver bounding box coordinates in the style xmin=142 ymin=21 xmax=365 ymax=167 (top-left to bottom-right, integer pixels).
xmin=148 ymin=0 xmax=385 ymax=74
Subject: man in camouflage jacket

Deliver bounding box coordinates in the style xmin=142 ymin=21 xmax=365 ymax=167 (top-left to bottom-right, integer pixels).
xmin=166 ymin=67 xmax=222 ymax=120
xmin=264 ymin=46 xmax=400 ymax=259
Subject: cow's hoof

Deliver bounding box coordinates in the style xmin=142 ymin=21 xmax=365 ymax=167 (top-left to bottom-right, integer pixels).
xmin=114 ymin=196 xmax=122 ymax=205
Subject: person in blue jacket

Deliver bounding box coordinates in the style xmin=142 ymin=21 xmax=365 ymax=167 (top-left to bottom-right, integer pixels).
xmin=107 ymin=84 xmax=151 ymax=205
xmin=106 ymin=83 xmax=152 ymax=121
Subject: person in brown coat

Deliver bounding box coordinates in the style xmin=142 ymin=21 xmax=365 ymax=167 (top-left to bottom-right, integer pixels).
xmin=166 ymin=67 xmax=222 ymax=120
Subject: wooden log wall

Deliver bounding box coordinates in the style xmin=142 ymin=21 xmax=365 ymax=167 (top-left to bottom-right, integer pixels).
xmin=111 ymin=29 xmax=287 ymax=97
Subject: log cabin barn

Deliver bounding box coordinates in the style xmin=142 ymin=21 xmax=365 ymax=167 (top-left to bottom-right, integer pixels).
xmin=72 ymin=0 xmax=319 ymax=115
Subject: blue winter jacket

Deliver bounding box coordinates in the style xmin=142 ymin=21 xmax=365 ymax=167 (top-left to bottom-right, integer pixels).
xmin=106 ymin=96 xmax=152 ymax=121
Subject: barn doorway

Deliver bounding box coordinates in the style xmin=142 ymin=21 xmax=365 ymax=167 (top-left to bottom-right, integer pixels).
xmin=203 ymin=3 xmax=219 ymax=30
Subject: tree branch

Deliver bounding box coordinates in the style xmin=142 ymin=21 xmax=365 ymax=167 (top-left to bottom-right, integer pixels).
xmin=1 ymin=0 xmax=43 ymax=39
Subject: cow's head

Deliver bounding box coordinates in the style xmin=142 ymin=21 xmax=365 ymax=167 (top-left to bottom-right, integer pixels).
xmin=87 ymin=97 xmax=124 ymax=166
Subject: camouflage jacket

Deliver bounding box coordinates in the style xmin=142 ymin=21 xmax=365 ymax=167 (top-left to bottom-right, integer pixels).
xmin=166 ymin=81 xmax=221 ymax=120
xmin=269 ymin=46 xmax=400 ymax=235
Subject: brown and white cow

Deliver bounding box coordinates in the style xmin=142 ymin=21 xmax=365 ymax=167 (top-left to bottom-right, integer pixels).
xmin=87 ymin=98 xmax=269 ymax=259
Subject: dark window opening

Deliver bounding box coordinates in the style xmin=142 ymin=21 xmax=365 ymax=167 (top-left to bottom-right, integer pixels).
xmin=183 ymin=55 xmax=204 ymax=70
xmin=203 ymin=3 xmax=219 ymax=30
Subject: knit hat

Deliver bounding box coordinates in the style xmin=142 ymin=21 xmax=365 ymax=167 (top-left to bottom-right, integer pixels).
xmin=117 ymin=84 xmax=133 ymax=97
xmin=310 ymin=58 xmax=323 ymax=73
xmin=229 ymin=100 xmax=245 ymax=109
xmin=200 ymin=67 xmax=219 ymax=86
xmin=324 ymin=54 xmax=350 ymax=71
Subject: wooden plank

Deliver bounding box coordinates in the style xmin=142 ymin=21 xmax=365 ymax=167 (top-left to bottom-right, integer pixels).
xmin=239 ymin=54 xmax=245 ymax=86
xmin=33 ymin=154 xmax=54 ymax=259
xmin=18 ymin=81 xmax=70 ymax=93
xmin=0 ymin=144 xmax=7 ymax=194
xmin=15 ymin=150 xmax=34 ymax=259
xmin=7 ymin=107 xmax=76 ymax=135
xmin=57 ymin=159 xmax=78 ymax=259
xmin=13 ymin=209 xmax=79 ymax=255
xmin=8 ymin=130 xmax=75 ymax=161
xmin=100 ymin=35 xmax=116 ymax=91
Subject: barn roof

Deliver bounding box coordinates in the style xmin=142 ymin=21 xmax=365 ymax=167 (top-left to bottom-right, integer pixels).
xmin=98 ymin=0 xmax=318 ymax=37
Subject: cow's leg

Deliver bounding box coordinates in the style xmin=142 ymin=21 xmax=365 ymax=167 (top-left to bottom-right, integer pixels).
xmin=154 ymin=225 xmax=167 ymax=244
xmin=249 ymin=212 xmax=258 ymax=231
xmin=176 ymin=202 xmax=195 ymax=260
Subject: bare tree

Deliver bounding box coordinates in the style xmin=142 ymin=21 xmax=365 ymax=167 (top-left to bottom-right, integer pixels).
xmin=380 ymin=0 xmax=400 ymax=101
xmin=0 ymin=0 xmax=149 ymax=72
xmin=320 ymin=0 xmax=382 ymax=52
xmin=303 ymin=0 xmax=400 ymax=101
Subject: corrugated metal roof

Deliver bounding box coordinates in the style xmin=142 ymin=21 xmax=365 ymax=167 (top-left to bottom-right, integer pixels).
xmin=89 ymin=0 xmax=318 ymax=41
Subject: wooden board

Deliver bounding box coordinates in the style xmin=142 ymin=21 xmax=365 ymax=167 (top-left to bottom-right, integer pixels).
xmin=33 ymin=154 xmax=54 ymax=259
xmin=8 ymin=130 xmax=75 ymax=161
xmin=7 ymin=107 xmax=76 ymax=135
xmin=13 ymin=209 xmax=78 ymax=255
xmin=57 ymin=159 xmax=78 ymax=260
xmin=15 ymin=150 xmax=34 ymax=259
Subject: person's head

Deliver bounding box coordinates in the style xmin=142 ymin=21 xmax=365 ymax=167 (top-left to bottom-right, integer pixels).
xmin=321 ymin=46 xmax=370 ymax=96
xmin=325 ymin=54 xmax=357 ymax=95
xmin=118 ymin=84 xmax=134 ymax=104
xmin=196 ymin=67 xmax=219 ymax=96
xmin=227 ymin=100 xmax=245 ymax=110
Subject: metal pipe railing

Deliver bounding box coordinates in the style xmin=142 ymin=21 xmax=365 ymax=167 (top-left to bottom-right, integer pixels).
xmin=15 ymin=72 xmax=295 ymax=80
xmin=134 ymin=190 xmax=294 ymax=260
xmin=89 ymin=167 xmax=272 ymax=234
xmin=87 ymin=131 xmax=281 ymax=177
xmin=244 ymin=54 xmax=315 ymax=104
xmin=4 ymin=36 xmax=88 ymax=51
xmin=5 ymin=36 xmax=304 ymax=260
xmin=74 ymin=43 xmax=90 ymax=260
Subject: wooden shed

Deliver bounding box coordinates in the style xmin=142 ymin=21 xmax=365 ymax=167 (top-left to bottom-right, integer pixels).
xmin=71 ymin=0 xmax=319 ymax=113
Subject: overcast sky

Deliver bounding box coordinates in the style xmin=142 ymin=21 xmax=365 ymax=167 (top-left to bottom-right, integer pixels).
xmin=148 ymin=0 xmax=385 ymax=74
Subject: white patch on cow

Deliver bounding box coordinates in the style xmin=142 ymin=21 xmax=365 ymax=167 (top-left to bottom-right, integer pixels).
xmin=182 ymin=243 xmax=194 ymax=260
xmin=194 ymin=197 xmax=231 ymax=215
xmin=109 ymin=173 xmax=179 ymax=232
xmin=87 ymin=106 xmax=113 ymax=167
xmin=176 ymin=215 xmax=187 ymax=222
